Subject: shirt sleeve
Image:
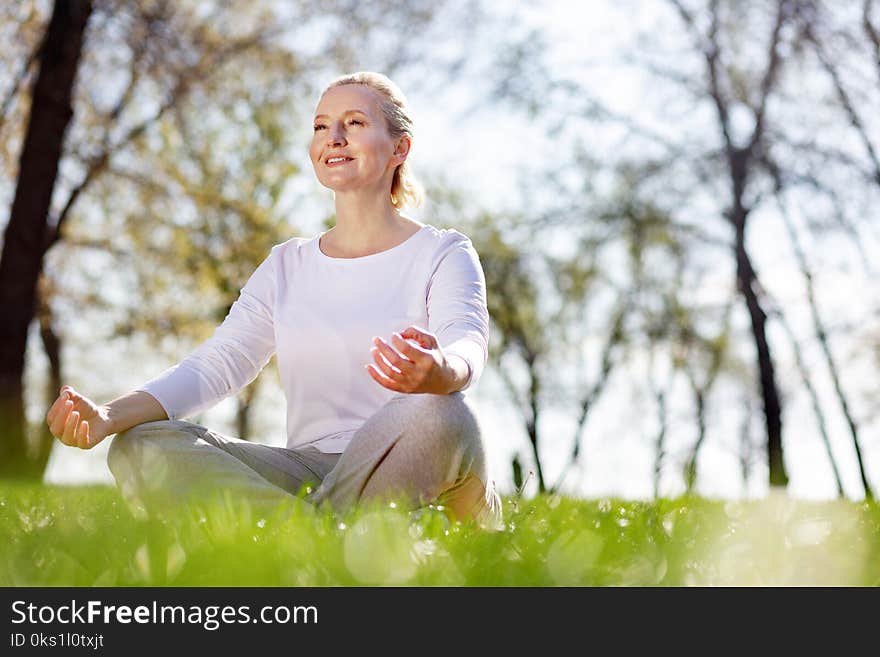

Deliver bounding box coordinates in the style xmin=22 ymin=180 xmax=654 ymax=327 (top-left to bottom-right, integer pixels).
xmin=427 ymin=233 xmax=490 ymax=392
xmin=136 ymin=247 xmax=278 ymax=420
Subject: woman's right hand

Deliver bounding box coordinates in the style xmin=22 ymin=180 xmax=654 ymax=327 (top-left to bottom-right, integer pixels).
xmin=46 ymin=385 xmax=113 ymax=450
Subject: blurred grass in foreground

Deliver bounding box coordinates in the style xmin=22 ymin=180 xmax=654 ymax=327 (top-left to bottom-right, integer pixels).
xmin=1 ymin=481 xmax=877 ymax=586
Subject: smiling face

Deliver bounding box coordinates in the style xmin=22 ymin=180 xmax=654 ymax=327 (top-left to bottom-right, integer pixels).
xmin=309 ymin=84 xmax=409 ymax=198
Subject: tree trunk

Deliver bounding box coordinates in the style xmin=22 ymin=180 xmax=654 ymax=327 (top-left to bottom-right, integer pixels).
xmin=33 ymin=272 xmax=63 ymax=476
xmin=550 ymin=304 xmax=624 ymax=493
xmin=734 ymin=226 xmax=787 ymax=487
xmin=740 ymin=395 xmax=754 ymax=494
xmin=653 ymin=388 xmax=668 ymax=500
xmin=0 ymin=0 xmax=92 ymax=479
xmin=525 ymin=356 xmax=546 ymax=494
xmin=234 ymin=379 xmax=260 ymax=441
xmin=775 ymin=308 xmax=845 ymax=497
xmin=684 ymin=388 xmax=706 ymax=494
xmin=779 ymin=209 xmax=873 ymax=499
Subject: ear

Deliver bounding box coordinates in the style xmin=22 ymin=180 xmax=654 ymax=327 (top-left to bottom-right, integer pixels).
xmin=393 ymin=135 xmax=411 ymax=162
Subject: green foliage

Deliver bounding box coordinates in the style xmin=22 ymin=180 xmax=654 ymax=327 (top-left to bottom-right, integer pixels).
xmin=2 ymin=483 xmax=877 ymax=586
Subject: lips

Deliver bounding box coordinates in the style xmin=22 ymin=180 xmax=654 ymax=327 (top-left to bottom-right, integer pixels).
xmin=325 ymin=155 xmax=354 ymax=167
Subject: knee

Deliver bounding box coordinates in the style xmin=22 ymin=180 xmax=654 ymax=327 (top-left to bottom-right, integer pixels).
xmin=106 ymin=420 xmax=185 ymax=481
xmin=409 ymin=391 xmax=472 ymax=425
xmin=406 ymin=393 xmax=482 ymax=456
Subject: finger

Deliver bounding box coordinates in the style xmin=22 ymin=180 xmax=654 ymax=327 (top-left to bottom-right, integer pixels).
xmin=50 ymin=399 xmax=74 ymax=438
xmin=63 ymin=410 xmax=80 ymax=446
xmin=58 ymin=386 xmax=79 ymax=404
xmin=400 ymin=326 xmax=438 ymax=348
xmin=391 ymin=332 xmax=428 ymax=359
xmin=46 ymin=393 xmax=68 ymax=425
xmin=372 ymin=336 xmax=414 ymax=371
xmin=371 ymin=346 xmax=404 ymax=379
xmin=63 ymin=410 xmax=79 ymax=445
xmin=365 ymin=363 xmax=405 ymax=392
xmin=51 ymin=398 xmax=73 ymax=436
xmin=63 ymin=387 xmax=87 ymax=406
xmin=76 ymin=419 xmax=90 ymax=449
xmin=69 ymin=390 xmax=89 ymax=404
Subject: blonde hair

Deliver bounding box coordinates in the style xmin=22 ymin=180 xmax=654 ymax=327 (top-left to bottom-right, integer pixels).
xmin=324 ymin=71 xmax=424 ymax=209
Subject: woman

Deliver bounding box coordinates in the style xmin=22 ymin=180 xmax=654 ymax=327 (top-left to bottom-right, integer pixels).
xmin=45 ymin=71 xmax=501 ymax=528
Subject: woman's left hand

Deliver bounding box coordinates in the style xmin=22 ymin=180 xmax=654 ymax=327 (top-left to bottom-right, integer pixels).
xmin=366 ymin=326 xmax=464 ymax=395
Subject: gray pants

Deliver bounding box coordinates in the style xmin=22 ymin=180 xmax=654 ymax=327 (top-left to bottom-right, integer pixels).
xmin=107 ymin=392 xmax=502 ymax=528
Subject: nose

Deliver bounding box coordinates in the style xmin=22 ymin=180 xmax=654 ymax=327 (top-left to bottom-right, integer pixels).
xmin=327 ymin=123 xmax=346 ymax=147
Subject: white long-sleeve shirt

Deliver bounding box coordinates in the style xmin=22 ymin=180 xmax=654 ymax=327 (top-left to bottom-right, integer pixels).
xmin=137 ymin=223 xmax=490 ymax=453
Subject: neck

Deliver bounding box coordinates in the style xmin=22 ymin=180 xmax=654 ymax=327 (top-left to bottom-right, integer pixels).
xmin=329 ymin=188 xmax=406 ymax=248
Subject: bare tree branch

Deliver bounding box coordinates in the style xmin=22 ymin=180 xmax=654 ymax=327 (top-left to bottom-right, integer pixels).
xmin=0 ymin=40 xmax=40 ymax=137
xmin=45 ymin=20 xmax=296 ymax=254
xmin=863 ymin=0 xmax=880 ymax=82
xmin=748 ymin=0 xmax=790 ymax=154
xmin=771 ymin=301 xmax=845 ymax=497
xmin=801 ymin=5 xmax=880 ymax=187
xmin=765 ymin=154 xmax=873 ymax=498
xmin=704 ymin=0 xmax=735 ymax=155
xmin=667 ymin=0 xmax=741 ymax=159
xmin=757 ymin=148 xmax=876 ymax=274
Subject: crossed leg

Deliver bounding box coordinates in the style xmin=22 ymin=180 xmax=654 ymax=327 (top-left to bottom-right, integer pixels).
xmin=107 ymin=394 xmax=502 ymax=528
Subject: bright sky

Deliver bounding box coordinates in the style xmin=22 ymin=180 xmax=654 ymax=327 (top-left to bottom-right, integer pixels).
xmin=39 ymin=0 xmax=879 ymax=502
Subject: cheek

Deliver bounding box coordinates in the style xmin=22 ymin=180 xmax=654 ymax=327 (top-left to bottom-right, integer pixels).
xmin=362 ymin=136 xmax=394 ymax=164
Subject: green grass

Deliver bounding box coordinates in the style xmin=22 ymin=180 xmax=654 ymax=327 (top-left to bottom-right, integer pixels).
xmin=1 ymin=481 xmax=878 ymax=586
